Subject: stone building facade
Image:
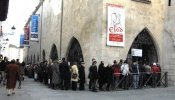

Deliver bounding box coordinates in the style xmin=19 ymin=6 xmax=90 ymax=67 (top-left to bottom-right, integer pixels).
xmin=23 ymin=0 xmax=175 ymax=84
xmin=164 ymin=0 xmax=175 ymax=85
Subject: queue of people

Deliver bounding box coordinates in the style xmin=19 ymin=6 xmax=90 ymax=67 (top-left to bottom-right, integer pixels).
xmin=88 ymin=59 xmax=162 ymax=92
xmin=28 ymin=57 xmax=86 ymax=91
xmin=0 ymin=55 xmax=163 ymax=96
xmin=25 ymin=57 xmax=162 ymax=92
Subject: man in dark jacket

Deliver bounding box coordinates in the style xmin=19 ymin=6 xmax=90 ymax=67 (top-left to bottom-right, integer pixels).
xmin=132 ymin=61 xmax=140 ymax=89
xmin=98 ymin=61 xmax=105 ymax=91
xmin=59 ymin=58 xmax=70 ymax=90
xmin=105 ymin=64 xmax=113 ymax=91
xmin=89 ymin=61 xmax=98 ymax=92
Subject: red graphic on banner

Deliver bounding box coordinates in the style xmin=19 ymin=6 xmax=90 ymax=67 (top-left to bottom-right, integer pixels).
xmin=109 ymin=34 xmax=123 ymax=42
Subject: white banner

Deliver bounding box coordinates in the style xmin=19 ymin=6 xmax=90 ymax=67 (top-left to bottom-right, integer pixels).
xmin=107 ymin=4 xmax=125 ymax=47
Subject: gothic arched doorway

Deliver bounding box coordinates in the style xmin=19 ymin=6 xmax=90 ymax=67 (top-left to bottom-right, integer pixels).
xmin=50 ymin=44 xmax=58 ymax=60
xmin=67 ymin=37 xmax=84 ymax=65
xmin=127 ymin=28 xmax=158 ymax=64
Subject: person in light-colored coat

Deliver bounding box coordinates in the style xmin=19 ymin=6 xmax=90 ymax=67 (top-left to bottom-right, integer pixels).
xmin=71 ymin=62 xmax=79 ymax=91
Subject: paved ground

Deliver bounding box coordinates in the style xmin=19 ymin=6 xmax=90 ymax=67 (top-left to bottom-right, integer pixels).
xmin=0 ymin=77 xmax=175 ymax=100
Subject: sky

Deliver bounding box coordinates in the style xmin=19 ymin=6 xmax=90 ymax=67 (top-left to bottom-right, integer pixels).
xmin=2 ymin=0 xmax=39 ymax=46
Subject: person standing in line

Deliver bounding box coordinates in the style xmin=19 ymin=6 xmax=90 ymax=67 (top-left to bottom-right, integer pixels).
xmin=88 ymin=58 xmax=96 ymax=90
xmin=112 ymin=60 xmax=121 ymax=89
xmin=47 ymin=59 xmax=53 ymax=88
xmin=51 ymin=60 xmax=60 ymax=89
xmin=78 ymin=62 xmax=85 ymax=90
xmin=105 ymin=64 xmax=113 ymax=91
xmin=132 ymin=61 xmax=140 ymax=89
xmin=71 ymin=62 xmax=79 ymax=91
xmin=98 ymin=61 xmax=105 ymax=91
xmin=151 ymin=62 xmax=160 ymax=87
xmin=89 ymin=60 xmax=98 ymax=92
xmin=5 ymin=60 xmax=20 ymax=96
xmin=59 ymin=58 xmax=70 ymax=90
xmin=120 ymin=60 xmax=130 ymax=90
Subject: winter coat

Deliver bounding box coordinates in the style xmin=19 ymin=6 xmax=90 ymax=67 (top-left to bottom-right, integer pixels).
xmin=104 ymin=66 xmax=113 ymax=83
xmin=89 ymin=65 xmax=98 ymax=80
xmin=5 ymin=63 xmax=20 ymax=89
xmin=132 ymin=63 xmax=139 ymax=75
xmin=98 ymin=63 xmax=105 ymax=79
xmin=121 ymin=63 xmax=130 ymax=76
xmin=59 ymin=61 xmax=71 ymax=79
xmin=71 ymin=65 xmax=79 ymax=82
xmin=78 ymin=65 xmax=85 ymax=83
xmin=112 ymin=64 xmax=121 ymax=77
xmin=51 ymin=62 xmax=60 ymax=84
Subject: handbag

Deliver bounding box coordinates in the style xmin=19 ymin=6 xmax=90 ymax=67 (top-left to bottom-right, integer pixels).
xmin=72 ymin=73 xmax=78 ymax=79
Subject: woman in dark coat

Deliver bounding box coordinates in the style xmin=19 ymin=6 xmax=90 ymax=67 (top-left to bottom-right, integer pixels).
xmin=78 ymin=62 xmax=85 ymax=90
xmin=98 ymin=61 xmax=105 ymax=90
xmin=5 ymin=60 xmax=20 ymax=96
xmin=104 ymin=64 xmax=113 ymax=91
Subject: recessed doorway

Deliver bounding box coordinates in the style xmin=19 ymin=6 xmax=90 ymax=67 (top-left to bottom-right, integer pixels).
xmin=127 ymin=28 xmax=158 ymax=64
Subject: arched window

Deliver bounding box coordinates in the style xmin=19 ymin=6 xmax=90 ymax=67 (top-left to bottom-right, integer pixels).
xmin=67 ymin=37 xmax=84 ymax=65
xmin=50 ymin=44 xmax=58 ymax=60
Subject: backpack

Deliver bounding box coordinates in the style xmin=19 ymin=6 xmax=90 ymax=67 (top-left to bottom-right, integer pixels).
xmin=72 ymin=73 xmax=78 ymax=79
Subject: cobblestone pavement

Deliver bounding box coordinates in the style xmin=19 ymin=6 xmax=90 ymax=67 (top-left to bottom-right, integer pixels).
xmin=0 ymin=77 xmax=175 ymax=100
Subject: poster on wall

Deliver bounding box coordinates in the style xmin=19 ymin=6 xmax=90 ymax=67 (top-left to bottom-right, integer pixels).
xmin=107 ymin=3 xmax=125 ymax=47
xmin=24 ymin=26 xmax=30 ymax=46
xmin=131 ymin=48 xmax=142 ymax=57
xmin=30 ymin=15 xmax=39 ymax=41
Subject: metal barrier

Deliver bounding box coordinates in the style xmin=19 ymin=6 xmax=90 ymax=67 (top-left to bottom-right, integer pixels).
xmin=113 ymin=72 xmax=168 ymax=90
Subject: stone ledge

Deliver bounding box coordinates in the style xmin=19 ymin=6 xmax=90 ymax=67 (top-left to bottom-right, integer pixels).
xmin=131 ymin=0 xmax=151 ymax=4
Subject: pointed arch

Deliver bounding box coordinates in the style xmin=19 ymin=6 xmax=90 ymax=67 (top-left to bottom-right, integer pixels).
xmin=66 ymin=37 xmax=84 ymax=65
xmin=50 ymin=44 xmax=58 ymax=60
xmin=128 ymin=28 xmax=158 ymax=64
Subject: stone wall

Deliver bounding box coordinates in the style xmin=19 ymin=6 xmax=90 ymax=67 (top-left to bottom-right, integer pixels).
xmin=164 ymin=0 xmax=175 ymax=85
xmin=101 ymin=0 xmax=164 ymax=65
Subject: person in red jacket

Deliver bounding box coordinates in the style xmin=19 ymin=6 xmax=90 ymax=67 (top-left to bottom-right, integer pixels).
xmin=112 ymin=60 xmax=121 ymax=89
xmin=151 ymin=62 xmax=160 ymax=87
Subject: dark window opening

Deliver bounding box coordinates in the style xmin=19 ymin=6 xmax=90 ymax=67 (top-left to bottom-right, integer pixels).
xmin=127 ymin=28 xmax=158 ymax=65
xmin=67 ymin=37 xmax=84 ymax=65
xmin=50 ymin=44 xmax=58 ymax=60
